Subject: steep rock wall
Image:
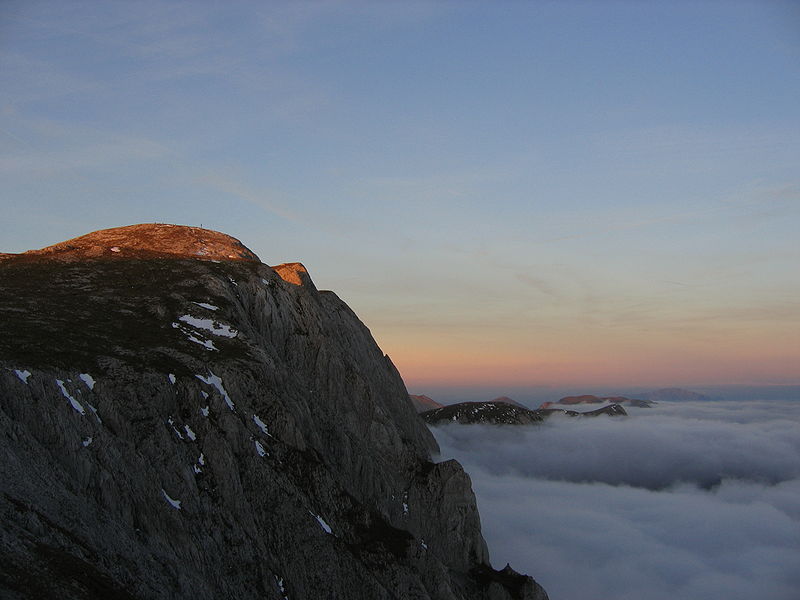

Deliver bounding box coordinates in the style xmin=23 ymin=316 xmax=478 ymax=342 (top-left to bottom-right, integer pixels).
xmin=0 ymin=226 xmax=547 ymax=600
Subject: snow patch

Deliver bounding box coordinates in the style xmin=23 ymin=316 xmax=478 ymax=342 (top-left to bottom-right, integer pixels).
xmin=14 ymin=369 xmax=31 ymax=384
xmin=200 ymin=391 xmax=209 ymax=399
xmin=178 ymin=314 xmax=237 ymax=338
xmin=421 ymin=540 xmax=428 ymax=550
xmin=167 ymin=416 xmax=184 ymax=439
xmin=189 ymin=334 xmax=216 ymax=350
xmin=79 ymin=373 xmax=95 ymax=390
xmin=161 ymin=489 xmax=181 ymax=510
xmin=56 ymin=379 xmax=85 ymax=415
xmin=195 ymin=372 xmax=235 ymax=411
xmin=253 ymin=414 xmax=271 ymax=436
xmin=172 ymin=321 xmax=218 ymax=351
xmin=193 ymin=302 xmax=219 ymax=311
xmin=86 ymin=401 xmax=102 ymax=423
xmin=200 ymin=406 xmax=209 ymax=417
xmin=168 ymin=373 xmax=176 ymax=384
xmin=310 ymin=511 xmax=333 ymax=534
xmin=110 ymin=246 xmax=121 ymax=253
xmin=184 ymin=424 xmax=197 ymax=441
xmin=193 ymin=453 xmax=204 ymax=474
xmin=255 ymin=440 xmax=267 ymax=457
xmin=82 ymin=436 xmax=93 ymax=447
xmin=275 ymin=576 xmax=289 ymax=600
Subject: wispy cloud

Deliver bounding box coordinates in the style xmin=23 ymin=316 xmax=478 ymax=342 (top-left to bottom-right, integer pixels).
xmin=195 ymin=174 xmax=303 ymax=225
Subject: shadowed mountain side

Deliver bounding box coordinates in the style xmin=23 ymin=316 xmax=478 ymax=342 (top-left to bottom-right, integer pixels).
xmin=0 ymin=225 xmax=547 ymax=600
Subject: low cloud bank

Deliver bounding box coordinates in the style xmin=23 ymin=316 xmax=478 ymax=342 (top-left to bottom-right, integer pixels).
xmin=432 ymin=400 xmax=800 ymax=600
xmin=435 ymin=402 xmax=800 ymax=489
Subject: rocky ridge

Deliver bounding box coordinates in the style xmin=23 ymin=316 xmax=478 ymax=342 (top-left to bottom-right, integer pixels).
xmin=0 ymin=224 xmax=547 ymax=600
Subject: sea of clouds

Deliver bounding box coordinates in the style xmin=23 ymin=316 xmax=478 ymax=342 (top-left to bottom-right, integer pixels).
xmin=432 ymin=398 xmax=800 ymax=600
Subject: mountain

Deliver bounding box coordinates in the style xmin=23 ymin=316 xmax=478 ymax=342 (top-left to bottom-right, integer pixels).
xmin=408 ymin=395 xmax=527 ymax=415
xmin=408 ymin=394 xmax=443 ymax=413
xmin=540 ymin=394 xmax=654 ymax=409
xmin=421 ymin=401 xmax=627 ymax=425
xmin=421 ymin=402 xmax=547 ymax=425
xmin=638 ymin=388 xmax=713 ymax=402
xmin=0 ymin=224 xmax=547 ymax=600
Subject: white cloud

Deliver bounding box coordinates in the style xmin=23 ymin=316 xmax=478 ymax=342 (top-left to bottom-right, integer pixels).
xmin=431 ymin=399 xmax=800 ymax=600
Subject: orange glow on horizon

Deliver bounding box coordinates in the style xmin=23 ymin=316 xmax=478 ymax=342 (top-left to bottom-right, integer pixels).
xmin=382 ymin=339 xmax=800 ymax=389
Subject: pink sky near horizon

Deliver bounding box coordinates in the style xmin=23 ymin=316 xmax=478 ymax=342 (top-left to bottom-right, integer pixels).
xmin=388 ymin=346 xmax=799 ymax=390
xmin=360 ymin=293 xmax=799 ymax=389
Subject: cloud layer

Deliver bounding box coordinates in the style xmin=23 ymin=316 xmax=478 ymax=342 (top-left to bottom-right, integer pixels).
xmin=432 ymin=400 xmax=800 ymax=600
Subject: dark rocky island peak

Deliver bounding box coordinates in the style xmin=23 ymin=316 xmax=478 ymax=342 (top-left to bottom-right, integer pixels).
xmin=421 ymin=401 xmax=627 ymax=425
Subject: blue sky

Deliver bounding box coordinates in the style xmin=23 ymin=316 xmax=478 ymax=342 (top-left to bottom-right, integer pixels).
xmin=2 ymin=1 xmax=798 ymax=389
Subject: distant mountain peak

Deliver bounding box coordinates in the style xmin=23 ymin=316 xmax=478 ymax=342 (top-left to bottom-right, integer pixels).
xmin=409 ymin=394 xmax=443 ymax=413
xmin=11 ymin=223 xmax=261 ymax=263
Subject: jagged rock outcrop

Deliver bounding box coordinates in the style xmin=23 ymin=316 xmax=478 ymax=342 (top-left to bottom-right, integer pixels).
xmin=421 ymin=401 xmax=627 ymax=425
xmin=0 ymin=224 xmax=547 ymax=600
xmin=409 ymin=395 xmax=444 ymax=413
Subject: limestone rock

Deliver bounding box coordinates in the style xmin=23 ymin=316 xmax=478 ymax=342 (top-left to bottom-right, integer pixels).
xmin=0 ymin=225 xmax=547 ymax=600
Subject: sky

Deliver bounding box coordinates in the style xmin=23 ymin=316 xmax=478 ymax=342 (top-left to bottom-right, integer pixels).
xmin=1 ymin=1 xmax=798 ymax=392
xmin=433 ymin=399 xmax=800 ymax=600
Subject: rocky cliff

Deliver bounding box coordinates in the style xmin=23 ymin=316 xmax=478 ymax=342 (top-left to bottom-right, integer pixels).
xmin=0 ymin=224 xmax=547 ymax=600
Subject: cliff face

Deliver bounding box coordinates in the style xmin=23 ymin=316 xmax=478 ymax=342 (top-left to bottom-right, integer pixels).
xmin=0 ymin=225 xmax=547 ymax=600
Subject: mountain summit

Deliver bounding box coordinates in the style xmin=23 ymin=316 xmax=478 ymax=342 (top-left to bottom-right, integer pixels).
xmin=0 ymin=225 xmax=547 ymax=600
xmin=10 ymin=223 xmax=261 ymax=262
